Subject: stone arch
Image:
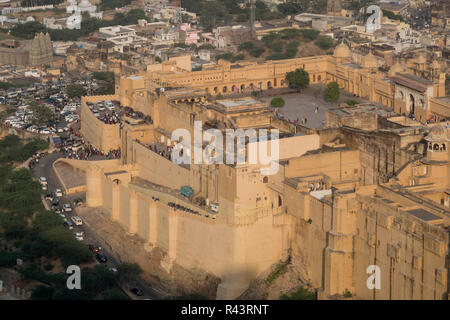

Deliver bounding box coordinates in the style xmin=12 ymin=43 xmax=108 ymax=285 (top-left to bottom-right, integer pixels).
xmin=240 ymin=84 xmax=245 ymax=90
xmin=409 ymin=94 xmax=415 ymax=115
xmin=213 ymin=87 xmax=218 ymax=94
xmin=278 ymin=195 xmax=283 ymax=207
xmin=263 ymin=176 xmax=268 ymax=183
xmin=267 ymin=81 xmax=272 ymax=89
xmin=232 ymin=85 xmax=237 ymax=93
xmin=318 ymin=75 xmax=321 ymax=81
xmin=223 ymin=86 xmax=227 ymax=93
xmin=441 ymin=143 xmax=446 ymax=151
xmin=433 ymin=143 xmax=440 ymax=151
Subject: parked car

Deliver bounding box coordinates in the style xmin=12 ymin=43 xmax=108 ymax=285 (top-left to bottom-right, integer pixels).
xmin=88 ymin=244 xmax=102 ymax=253
xmin=55 ymin=189 xmax=63 ymax=197
xmin=95 ymin=253 xmax=107 ymax=263
xmin=71 ymin=216 xmax=82 ymax=226
xmin=63 ymin=220 xmax=74 ymax=230
xmin=130 ymin=288 xmax=144 ymax=296
xmin=63 ymin=203 xmax=72 ymax=212
xmin=39 ymin=177 xmax=47 ymax=185
xmin=75 ymin=232 xmax=84 ymax=241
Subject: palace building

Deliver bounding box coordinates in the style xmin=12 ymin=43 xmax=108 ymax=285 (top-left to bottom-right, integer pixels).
xmin=117 ymin=42 xmax=449 ymax=123
xmin=57 ymin=45 xmax=450 ymax=300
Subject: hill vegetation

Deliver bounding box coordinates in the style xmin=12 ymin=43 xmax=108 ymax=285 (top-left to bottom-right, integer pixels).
xmin=10 ymin=9 xmax=149 ymax=41
xmin=234 ymin=28 xmax=335 ymax=61
xmin=0 ymin=134 xmax=140 ymax=300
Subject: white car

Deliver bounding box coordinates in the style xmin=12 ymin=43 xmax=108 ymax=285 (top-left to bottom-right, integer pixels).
xmin=55 ymin=189 xmax=63 ymax=197
xmin=71 ymin=215 xmax=82 ymax=226
xmin=39 ymin=177 xmax=47 ymax=185
xmin=63 ymin=204 xmax=72 ymax=212
xmin=75 ymin=232 xmax=84 ymax=241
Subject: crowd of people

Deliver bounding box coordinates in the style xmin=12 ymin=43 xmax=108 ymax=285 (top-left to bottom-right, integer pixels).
xmin=61 ymin=136 xmax=121 ymax=160
xmin=140 ymin=141 xmax=176 ymax=161
xmin=123 ymin=106 xmax=145 ymax=120
xmin=99 ymin=111 xmax=121 ymax=125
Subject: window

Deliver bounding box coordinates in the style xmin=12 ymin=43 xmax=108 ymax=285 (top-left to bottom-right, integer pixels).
xmin=263 ymin=176 xmax=268 ymax=183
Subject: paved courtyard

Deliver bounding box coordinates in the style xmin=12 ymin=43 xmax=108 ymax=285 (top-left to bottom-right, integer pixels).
xmin=261 ymin=84 xmax=369 ymax=129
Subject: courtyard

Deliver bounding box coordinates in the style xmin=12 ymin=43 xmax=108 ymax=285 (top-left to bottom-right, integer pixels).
xmin=260 ymin=84 xmax=370 ymax=129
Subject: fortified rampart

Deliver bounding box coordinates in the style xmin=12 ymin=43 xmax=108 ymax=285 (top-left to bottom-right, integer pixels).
xmin=80 ymin=95 xmax=120 ymax=153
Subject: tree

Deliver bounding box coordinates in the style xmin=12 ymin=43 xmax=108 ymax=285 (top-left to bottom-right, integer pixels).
xmin=270 ymin=97 xmax=285 ymax=108
xmin=346 ymin=99 xmax=359 ymax=106
xmin=31 ymin=285 xmax=54 ymax=300
xmin=102 ymin=288 xmax=130 ymax=300
xmin=29 ymin=102 xmax=53 ymax=126
xmin=285 ymin=68 xmax=310 ymax=92
xmin=315 ymin=35 xmax=334 ymax=50
xmin=117 ymin=262 xmax=142 ymax=284
xmin=66 ymin=84 xmax=86 ymax=99
xmin=325 ymin=82 xmax=340 ymax=101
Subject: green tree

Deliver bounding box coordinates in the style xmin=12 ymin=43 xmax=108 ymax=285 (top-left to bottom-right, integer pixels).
xmin=315 ymin=35 xmax=334 ymax=50
xmin=101 ymin=288 xmax=130 ymax=300
xmin=280 ymin=286 xmax=316 ymax=300
xmin=285 ymin=68 xmax=310 ymax=92
xmin=29 ymin=102 xmax=53 ymax=126
xmin=300 ymin=29 xmax=320 ymax=40
xmin=325 ymin=82 xmax=340 ymax=101
xmin=31 ymin=285 xmax=54 ymax=300
xmin=346 ymin=99 xmax=359 ymax=106
xmin=117 ymin=262 xmax=142 ymax=284
xmin=66 ymin=84 xmax=86 ymax=99
xmin=249 ymin=47 xmax=265 ymax=57
xmin=270 ymin=97 xmax=285 ymax=108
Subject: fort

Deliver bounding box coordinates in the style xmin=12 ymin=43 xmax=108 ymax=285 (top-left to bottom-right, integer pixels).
xmin=60 ymin=43 xmax=450 ymax=299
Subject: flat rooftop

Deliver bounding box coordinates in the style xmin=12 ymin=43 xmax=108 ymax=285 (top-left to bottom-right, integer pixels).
xmin=407 ymin=208 xmax=443 ymax=223
xmin=217 ymin=97 xmax=260 ymax=108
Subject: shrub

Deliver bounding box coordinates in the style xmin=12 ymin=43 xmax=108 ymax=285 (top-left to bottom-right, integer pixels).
xmin=300 ymin=29 xmax=320 ymax=40
xmin=325 ymin=81 xmax=340 ymax=101
xmin=102 ymin=288 xmax=130 ymax=300
xmin=343 ymin=289 xmax=353 ymax=298
xmin=280 ymin=286 xmax=316 ymax=300
xmin=270 ymin=97 xmax=285 ymax=108
xmin=315 ymin=35 xmax=334 ymax=50
xmin=31 ymin=285 xmax=54 ymax=300
xmin=346 ymin=99 xmax=359 ymax=106
xmin=265 ymin=263 xmax=288 ymax=286
xmin=249 ymin=47 xmax=265 ymax=57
